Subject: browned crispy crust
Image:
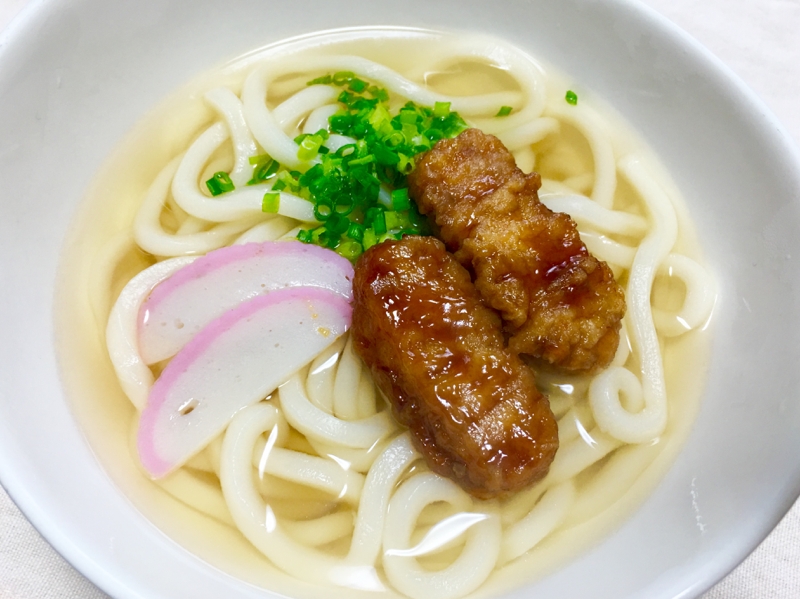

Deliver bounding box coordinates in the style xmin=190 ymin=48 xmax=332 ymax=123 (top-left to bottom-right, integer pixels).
xmin=408 ymin=128 xmax=626 ymax=373
xmin=351 ymin=236 xmax=558 ymax=499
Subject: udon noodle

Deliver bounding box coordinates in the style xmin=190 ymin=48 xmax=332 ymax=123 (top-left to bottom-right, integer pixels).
xmin=60 ymin=28 xmax=715 ymax=599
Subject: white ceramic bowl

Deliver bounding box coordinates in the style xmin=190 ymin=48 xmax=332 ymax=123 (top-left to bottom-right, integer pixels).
xmin=2 ymin=1 xmax=800 ymax=598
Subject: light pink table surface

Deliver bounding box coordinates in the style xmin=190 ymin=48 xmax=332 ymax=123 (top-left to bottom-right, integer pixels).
xmin=1 ymin=0 xmax=799 ymax=597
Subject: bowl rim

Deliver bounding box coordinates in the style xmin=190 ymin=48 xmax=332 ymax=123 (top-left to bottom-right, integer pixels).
xmin=1 ymin=0 xmax=800 ymax=597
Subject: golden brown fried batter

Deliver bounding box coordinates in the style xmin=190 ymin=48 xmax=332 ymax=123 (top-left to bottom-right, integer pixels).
xmin=351 ymin=236 xmax=558 ymax=499
xmin=408 ymin=128 xmax=626 ymax=373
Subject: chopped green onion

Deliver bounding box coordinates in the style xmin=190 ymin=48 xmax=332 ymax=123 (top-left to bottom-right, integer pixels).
xmin=262 ymin=192 xmax=280 ymax=214
xmin=347 ymin=222 xmax=365 ymax=242
xmin=496 ymin=106 xmax=513 ymax=117
xmin=273 ymin=170 xmax=301 ymax=194
xmin=248 ymin=155 xmax=280 ymax=185
xmin=391 ymin=188 xmax=411 ymax=211
xmin=348 ymin=78 xmax=368 ymax=93
xmin=433 ymin=101 xmax=451 ymax=118
xmin=397 ymin=154 xmax=415 ymax=175
xmin=384 ymin=211 xmax=407 ymax=230
xmin=206 ymin=172 xmax=235 ymax=196
xmin=297 ymin=229 xmax=313 ymax=243
xmin=347 ymin=154 xmax=374 ymax=166
xmin=325 ymin=212 xmax=349 ymax=236
xmin=371 ymin=211 xmax=387 ymax=235
xmin=335 ymin=240 xmax=363 ymax=260
xmin=565 ymin=90 xmax=578 ymax=105
xmin=374 ymin=144 xmax=399 ymax=165
xmin=332 ymin=71 xmax=355 ymax=86
xmin=307 ymin=74 xmax=333 ymax=85
xmin=368 ymin=85 xmax=389 ymax=102
xmin=399 ymin=109 xmax=417 ymax=125
xmin=362 ymin=228 xmax=378 ymax=250
xmin=297 ymin=133 xmax=326 ymax=161
xmin=313 ymin=198 xmax=334 ymax=221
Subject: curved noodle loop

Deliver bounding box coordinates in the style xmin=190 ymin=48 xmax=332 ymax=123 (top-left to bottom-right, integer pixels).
xmin=383 ymin=473 xmax=501 ymax=599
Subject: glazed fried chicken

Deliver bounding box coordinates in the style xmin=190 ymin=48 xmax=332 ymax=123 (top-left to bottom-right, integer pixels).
xmin=351 ymin=236 xmax=558 ymax=499
xmin=408 ymin=128 xmax=626 ymax=373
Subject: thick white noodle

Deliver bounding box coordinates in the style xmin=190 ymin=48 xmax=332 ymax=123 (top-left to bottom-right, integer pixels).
xmin=546 ymin=429 xmax=622 ymax=485
xmin=134 ymin=156 xmax=264 ymax=256
xmin=356 ymin=370 xmax=378 ymax=419
xmin=253 ymin=445 xmax=364 ymax=505
xmin=279 ymin=373 xmax=395 ymax=448
xmin=204 ymin=87 xmax=259 ymax=187
xmin=589 ymin=156 xmax=678 ymax=443
xmin=539 ymin=193 xmax=647 ymax=237
xmin=273 ymin=85 xmax=339 ymax=132
xmin=220 ymin=402 xmax=351 ymax=584
xmin=304 ymin=104 xmax=341 ymax=134
xmin=383 ymin=472 xmax=501 ymax=599
xmin=306 ymin=338 xmax=345 ymax=413
xmin=241 ymin=66 xmax=314 ymax=170
xmin=221 ymin=404 xmax=419 ymax=591
xmin=500 ymin=481 xmax=575 ymax=564
xmin=346 ymin=434 xmax=418 ymax=566
xmin=333 ymin=334 xmax=367 ymax=421
xmin=283 ymin=512 xmax=354 ymax=546
xmin=308 ymin=438 xmax=388 ymax=474
xmin=579 ymin=230 xmax=637 ymax=268
xmin=106 ymin=256 xmax=196 ymax=410
xmin=546 ymin=103 xmax=617 ymax=208
xmin=495 ymin=117 xmax=559 ymax=151
xmin=232 ymin=216 xmax=296 ymax=245
xmin=325 ymin=133 xmax=357 ymax=153
xmin=171 ymin=122 xmax=316 ymax=223
xmin=652 ymin=253 xmax=716 ymax=337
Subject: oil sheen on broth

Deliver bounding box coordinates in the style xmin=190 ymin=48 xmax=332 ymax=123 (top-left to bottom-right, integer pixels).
xmin=55 ymin=28 xmax=714 ymax=599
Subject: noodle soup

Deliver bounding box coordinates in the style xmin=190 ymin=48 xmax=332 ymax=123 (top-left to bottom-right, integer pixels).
xmin=56 ymin=28 xmax=714 ymax=599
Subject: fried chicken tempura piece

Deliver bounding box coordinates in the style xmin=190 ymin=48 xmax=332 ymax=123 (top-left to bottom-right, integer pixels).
xmin=351 ymin=236 xmax=558 ymax=499
xmin=408 ymin=128 xmax=626 ymax=373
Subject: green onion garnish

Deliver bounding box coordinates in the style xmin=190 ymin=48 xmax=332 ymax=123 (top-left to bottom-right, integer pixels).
xmin=391 ymin=188 xmax=411 ymax=211
xmin=206 ymin=171 xmax=235 ymax=196
xmin=565 ymin=90 xmax=578 ymax=105
xmin=248 ymin=154 xmax=280 ymax=185
xmin=262 ymin=192 xmax=280 ymax=214
xmin=348 ymin=78 xmax=368 ymax=93
xmin=246 ymin=73 xmax=470 ymax=259
xmin=332 ymin=71 xmax=355 ymax=86
xmin=335 ymin=240 xmax=363 ymax=260
xmin=371 ymin=210 xmax=387 ymax=236
xmin=433 ymin=101 xmax=451 ymax=118
xmin=362 ymin=228 xmax=378 ymax=250
xmin=496 ymin=106 xmax=513 ymax=117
